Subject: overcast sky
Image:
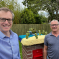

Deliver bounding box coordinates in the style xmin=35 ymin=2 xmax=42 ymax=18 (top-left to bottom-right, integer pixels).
xmin=18 ymin=0 xmax=25 ymax=8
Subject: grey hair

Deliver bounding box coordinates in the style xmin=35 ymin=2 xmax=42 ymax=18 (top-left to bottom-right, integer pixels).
xmin=0 ymin=7 xmax=14 ymax=20
xmin=49 ymin=19 xmax=59 ymax=24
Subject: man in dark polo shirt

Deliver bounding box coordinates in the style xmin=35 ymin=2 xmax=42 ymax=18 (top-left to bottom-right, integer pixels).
xmin=44 ymin=20 xmax=59 ymax=59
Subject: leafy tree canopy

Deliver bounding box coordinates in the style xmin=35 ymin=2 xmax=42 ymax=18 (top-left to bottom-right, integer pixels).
xmin=22 ymin=0 xmax=59 ymax=21
xmin=20 ymin=8 xmax=36 ymax=24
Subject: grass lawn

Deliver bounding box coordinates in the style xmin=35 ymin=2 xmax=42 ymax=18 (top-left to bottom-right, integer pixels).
xmin=19 ymin=41 xmax=23 ymax=59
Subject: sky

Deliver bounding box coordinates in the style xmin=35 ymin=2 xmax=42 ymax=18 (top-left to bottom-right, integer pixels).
xmin=18 ymin=0 xmax=25 ymax=8
xmin=18 ymin=0 xmax=49 ymax=18
xmin=38 ymin=10 xmax=49 ymax=18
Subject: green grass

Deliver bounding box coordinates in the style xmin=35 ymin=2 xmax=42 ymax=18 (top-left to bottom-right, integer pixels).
xmin=19 ymin=41 xmax=23 ymax=59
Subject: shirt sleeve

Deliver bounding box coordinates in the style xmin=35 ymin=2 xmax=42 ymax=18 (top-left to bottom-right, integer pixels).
xmin=18 ymin=37 xmax=21 ymax=59
xmin=44 ymin=35 xmax=48 ymax=46
xmin=18 ymin=50 xmax=21 ymax=59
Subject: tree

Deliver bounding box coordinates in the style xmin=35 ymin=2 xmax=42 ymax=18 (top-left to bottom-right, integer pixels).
xmin=0 ymin=0 xmax=6 ymax=7
xmin=0 ymin=0 xmax=22 ymax=24
xmin=22 ymin=0 xmax=42 ymax=14
xmin=34 ymin=14 xmax=42 ymax=24
xmin=22 ymin=0 xmax=59 ymax=21
xmin=0 ymin=0 xmax=48 ymax=24
xmin=13 ymin=10 xmax=21 ymax=24
xmin=20 ymin=8 xmax=36 ymax=24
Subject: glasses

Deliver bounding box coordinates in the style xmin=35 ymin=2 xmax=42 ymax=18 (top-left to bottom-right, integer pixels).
xmin=50 ymin=24 xmax=59 ymax=26
xmin=0 ymin=18 xmax=12 ymax=23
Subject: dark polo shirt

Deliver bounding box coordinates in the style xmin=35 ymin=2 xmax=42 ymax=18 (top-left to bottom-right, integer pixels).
xmin=44 ymin=32 xmax=59 ymax=59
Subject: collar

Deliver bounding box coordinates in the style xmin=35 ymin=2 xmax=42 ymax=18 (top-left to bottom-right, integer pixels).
xmin=49 ymin=32 xmax=56 ymax=36
xmin=0 ymin=30 xmax=14 ymax=39
xmin=10 ymin=30 xmax=14 ymax=38
xmin=0 ymin=31 xmax=5 ymax=38
xmin=48 ymin=32 xmax=53 ymax=36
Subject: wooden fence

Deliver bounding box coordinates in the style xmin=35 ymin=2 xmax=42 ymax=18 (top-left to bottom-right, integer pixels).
xmin=11 ymin=24 xmax=51 ymax=35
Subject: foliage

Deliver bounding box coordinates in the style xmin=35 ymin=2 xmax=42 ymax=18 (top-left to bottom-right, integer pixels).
xmin=0 ymin=0 xmax=22 ymax=24
xmin=20 ymin=8 xmax=36 ymax=24
xmin=34 ymin=14 xmax=48 ymax=24
xmin=22 ymin=0 xmax=42 ymax=14
xmin=29 ymin=28 xmax=37 ymax=33
xmin=26 ymin=28 xmax=48 ymax=36
xmin=35 ymin=33 xmax=38 ymax=39
xmin=0 ymin=0 xmax=49 ymax=24
xmin=22 ymin=0 xmax=59 ymax=21
xmin=39 ymin=30 xmax=47 ymax=35
xmin=41 ymin=16 xmax=48 ymax=24
xmin=20 ymin=8 xmax=47 ymax=24
xmin=34 ymin=14 xmax=42 ymax=24
xmin=13 ymin=10 xmax=21 ymax=24
xmin=0 ymin=1 xmax=5 ymax=7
